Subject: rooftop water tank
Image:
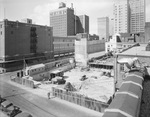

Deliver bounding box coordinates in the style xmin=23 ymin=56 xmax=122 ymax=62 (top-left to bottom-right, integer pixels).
xmin=59 ymin=2 xmax=66 ymax=8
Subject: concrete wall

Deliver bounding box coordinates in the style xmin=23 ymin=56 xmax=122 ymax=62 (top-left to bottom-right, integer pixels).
xmin=75 ymin=38 xmax=88 ymax=66
xmin=87 ymin=40 xmax=105 ymax=54
xmin=145 ymin=22 xmax=150 ymax=43
xmin=53 ymin=36 xmax=75 ymax=55
xmin=75 ymin=37 xmax=105 ymax=66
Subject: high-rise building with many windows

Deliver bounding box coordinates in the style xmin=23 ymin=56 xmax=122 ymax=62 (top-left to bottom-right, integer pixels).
xmin=113 ymin=0 xmax=130 ymax=34
xmin=97 ymin=17 xmax=109 ymax=41
xmin=113 ymin=0 xmax=145 ymax=34
xmin=50 ymin=2 xmax=89 ymax=37
xmin=50 ymin=2 xmax=75 ymax=37
xmin=129 ymin=0 xmax=145 ymax=33
xmin=77 ymin=15 xmax=89 ymax=34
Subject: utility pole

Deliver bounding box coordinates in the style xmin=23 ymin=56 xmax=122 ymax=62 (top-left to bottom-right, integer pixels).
xmin=74 ymin=8 xmax=76 ymax=35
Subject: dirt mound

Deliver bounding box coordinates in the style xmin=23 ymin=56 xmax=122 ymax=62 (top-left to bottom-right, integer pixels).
xmin=64 ymin=82 xmax=76 ymax=91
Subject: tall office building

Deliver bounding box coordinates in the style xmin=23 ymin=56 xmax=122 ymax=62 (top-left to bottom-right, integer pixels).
xmin=109 ymin=18 xmax=114 ymax=36
xmin=77 ymin=15 xmax=89 ymax=34
xmin=113 ymin=0 xmax=130 ymax=34
xmin=97 ymin=17 xmax=109 ymax=41
xmin=50 ymin=2 xmax=89 ymax=37
xmin=129 ymin=0 xmax=145 ymax=33
xmin=50 ymin=2 xmax=75 ymax=37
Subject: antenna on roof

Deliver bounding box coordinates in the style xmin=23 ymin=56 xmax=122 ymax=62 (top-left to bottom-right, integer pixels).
xmin=74 ymin=7 xmax=76 ymax=35
xmin=71 ymin=3 xmax=73 ymax=9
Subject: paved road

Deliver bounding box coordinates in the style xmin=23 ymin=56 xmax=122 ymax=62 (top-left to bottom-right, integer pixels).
xmin=0 ymin=73 xmax=103 ymax=117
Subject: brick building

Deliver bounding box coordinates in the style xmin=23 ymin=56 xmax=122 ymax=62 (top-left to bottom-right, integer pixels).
xmin=0 ymin=19 xmax=54 ymax=73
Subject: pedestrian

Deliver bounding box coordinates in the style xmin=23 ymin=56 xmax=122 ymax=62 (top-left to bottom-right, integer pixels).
xmin=47 ymin=92 xmax=50 ymax=99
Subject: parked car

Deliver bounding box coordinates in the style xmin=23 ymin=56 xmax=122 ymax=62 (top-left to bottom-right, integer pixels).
xmin=51 ymin=76 xmax=66 ymax=84
xmin=15 ymin=112 xmax=33 ymax=117
xmin=8 ymin=106 xmax=22 ymax=117
xmin=5 ymin=105 xmax=14 ymax=115
xmin=57 ymin=78 xmax=66 ymax=84
xmin=0 ymin=100 xmax=13 ymax=112
xmin=80 ymin=75 xmax=87 ymax=81
xmin=0 ymin=97 xmax=6 ymax=105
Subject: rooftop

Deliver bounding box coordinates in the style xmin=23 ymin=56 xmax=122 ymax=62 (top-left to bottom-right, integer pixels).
xmin=89 ymin=57 xmax=114 ymax=66
xmin=26 ymin=64 xmax=45 ymax=70
xmin=117 ymin=44 xmax=150 ymax=57
xmin=88 ymin=51 xmax=105 ymax=59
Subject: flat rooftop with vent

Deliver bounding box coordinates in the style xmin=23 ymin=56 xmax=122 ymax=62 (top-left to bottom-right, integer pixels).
xmin=114 ymin=43 xmax=150 ymax=89
xmin=117 ymin=43 xmax=150 ymax=57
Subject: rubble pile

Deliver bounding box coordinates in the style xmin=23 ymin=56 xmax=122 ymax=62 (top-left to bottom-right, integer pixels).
xmin=64 ymin=67 xmax=114 ymax=102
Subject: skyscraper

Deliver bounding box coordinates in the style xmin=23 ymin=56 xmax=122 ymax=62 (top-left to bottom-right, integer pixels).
xmin=113 ymin=0 xmax=130 ymax=34
xmin=77 ymin=15 xmax=89 ymax=34
xmin=50 ymin=2 xmax=75 ymax=37
xmin=50 ymin=3 xmax=89 ymax=37
xmin=129 ymin=0 xmax=145 ymax=33
xmin=97 ymin=17 xmax=109 ymax=41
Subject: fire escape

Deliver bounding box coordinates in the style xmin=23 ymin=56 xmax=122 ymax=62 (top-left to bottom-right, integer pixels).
xmin=30 ymin=27 xmax=37 ymax=53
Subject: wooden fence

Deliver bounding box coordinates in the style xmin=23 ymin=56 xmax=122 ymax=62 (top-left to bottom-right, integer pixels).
xmin=10 ymin=76 xmax=35 ymax=88
xmin=52 ymin=87 xmax=109 ymax=112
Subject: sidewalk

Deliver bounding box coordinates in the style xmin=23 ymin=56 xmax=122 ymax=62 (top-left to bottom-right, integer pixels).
xmin=0 ymin=111 xmax=7 ymax=117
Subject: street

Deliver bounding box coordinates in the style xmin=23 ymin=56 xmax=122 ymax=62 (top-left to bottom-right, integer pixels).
xmin=0 ymin=72 xmax=103 ymax=117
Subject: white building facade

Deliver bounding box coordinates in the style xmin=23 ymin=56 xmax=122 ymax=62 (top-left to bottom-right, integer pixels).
xmin=97 ymin=17 xmax=109 ymax=41
xmin=113 ymin=0 xmax=130 ymax=34
xmin=113 ymin=0 xmax=145 ymax=34
xmin=129 ymin=0 xmax=145 ymax=33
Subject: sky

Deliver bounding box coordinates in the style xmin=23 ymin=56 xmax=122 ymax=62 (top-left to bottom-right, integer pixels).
xmin=0 ymin=0 xmax=150 ymax=34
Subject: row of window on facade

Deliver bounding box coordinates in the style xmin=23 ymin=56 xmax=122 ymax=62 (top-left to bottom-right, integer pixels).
xmin=54 ymin=39 xmax=74 ymax=42
xmin=54 ymin=43 xmax=74 ymax=47
xmin=31 ymin=67 xmax=44 ymax=73
xmin=50 ymin=10 xmax=67 ymax=16
xmin=107 ymin=44 xmax=132 ymax=48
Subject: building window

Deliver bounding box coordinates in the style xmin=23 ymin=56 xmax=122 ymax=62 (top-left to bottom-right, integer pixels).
xmin=0 ymin=25 xmax=2 ymax=28
xmin=120 ymin=64 xmax=124 ymax=71
xmin=0 ymin=31 xmax=2 ymax=35
xmin=11 ymin=24 xmax=13 ymax=28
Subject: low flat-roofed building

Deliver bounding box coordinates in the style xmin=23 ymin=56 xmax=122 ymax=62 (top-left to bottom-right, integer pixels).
xmin=105 ymin=34 xmax=136 ymax=53
xmin=114 ymin=43 xmax=150 ymax=88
